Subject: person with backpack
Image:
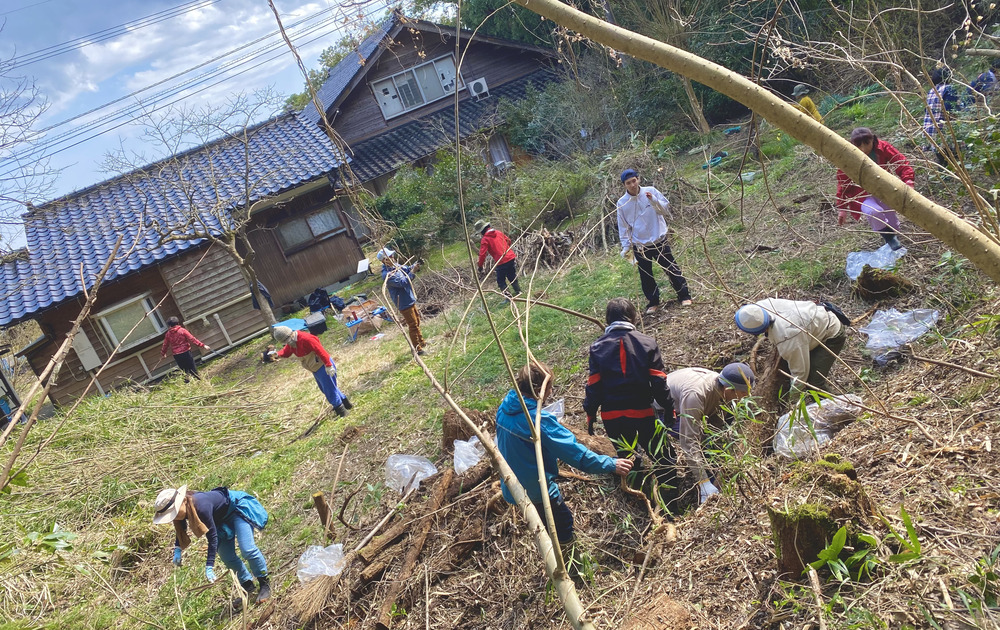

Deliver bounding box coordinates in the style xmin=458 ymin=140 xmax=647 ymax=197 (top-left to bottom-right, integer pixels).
xmin=153 ymin=485 xmax=271 ymax=604
xmin=161 ymin=317 xmax=210 ymax=380
xmin=734 ymin=299 xmax=849 ymax=396
xmin=835 ymin=127 xmax=913 ymax=251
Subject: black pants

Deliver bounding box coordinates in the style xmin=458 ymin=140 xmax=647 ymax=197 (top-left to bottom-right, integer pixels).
xmin=495 ymin=259 xmax=521 ymax=295
xmin=173 ymin=351 xmax=200 ymax=380
xmin=635 ymin=240 xmax=690 ymax=306
xmin=532 ymin=494 xmax=574 ymax=543
xmin=604 ymin=416 xmax=676 ymax=486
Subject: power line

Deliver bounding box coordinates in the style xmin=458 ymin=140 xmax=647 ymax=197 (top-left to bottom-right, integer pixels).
xmin=0 ymin=0 xmax=57 ymax=18
xmin=10 ymin=0 xmax=224 ymax=69
xmin=0 ymin=3 xmax=391 ymax=180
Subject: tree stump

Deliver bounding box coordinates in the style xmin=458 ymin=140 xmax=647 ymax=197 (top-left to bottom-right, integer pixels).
xmin=766 ymin=454 xmax=876 ymax=578
xmin=853 ymin=264 xmax=916 ymax=302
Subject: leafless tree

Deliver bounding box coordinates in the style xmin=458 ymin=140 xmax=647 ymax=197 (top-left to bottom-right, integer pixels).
xmin=102 ymin=89 xmax=319 ymax=327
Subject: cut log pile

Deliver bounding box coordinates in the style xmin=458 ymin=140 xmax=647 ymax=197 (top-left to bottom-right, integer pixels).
xmin=292 ymin=460 xmax=495 ymax=627
xmin=518 ymin=228 xmax=576 ymax=268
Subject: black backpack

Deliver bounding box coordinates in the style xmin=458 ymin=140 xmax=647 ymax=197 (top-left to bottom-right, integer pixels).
xmin=821 ymin=301 xmax=852 ymax=327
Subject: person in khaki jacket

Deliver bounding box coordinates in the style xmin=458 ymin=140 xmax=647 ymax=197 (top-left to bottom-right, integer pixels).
xmin=666 ymin=363 xmax=754 ymax=505
xmin=272 ymin=326 xmax=352 ymax=417
xmin=734 ymin=298 xmax=846 ymax=395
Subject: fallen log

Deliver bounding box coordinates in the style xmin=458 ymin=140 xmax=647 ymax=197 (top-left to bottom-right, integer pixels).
xmin=375 ymin=468 xmax=454 ymax=630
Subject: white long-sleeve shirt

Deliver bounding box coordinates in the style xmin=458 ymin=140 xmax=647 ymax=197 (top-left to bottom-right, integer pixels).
xmin=616 ymin=185 xmax=670 ymax=251
xmin=756 ymin=298 xmax=842 ymax=388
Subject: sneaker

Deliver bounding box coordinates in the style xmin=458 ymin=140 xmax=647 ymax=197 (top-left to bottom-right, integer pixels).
xmin=334 ymin=404 xmax=349 ymax=417
xmin=644 ymin=304 xmax=659 ymax=315
xmin=341 ymin=397 xmax=353 ymax=410
xmin=680 ymin=299 xmax=693 ymax=307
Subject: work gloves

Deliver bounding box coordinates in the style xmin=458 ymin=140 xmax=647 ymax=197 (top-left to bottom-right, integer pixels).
xmin=205 ymin=566 xmax=217 ymax=583
xmin=698 ymin=479 xmax=720 ymax=504
xmin=325 ymin=364 xmax=337 ymax=378
xmin=172 ymin=547 xmax=182 ymax=567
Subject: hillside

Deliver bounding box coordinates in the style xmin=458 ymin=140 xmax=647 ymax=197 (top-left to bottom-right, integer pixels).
xmin=2 ymin=97 xmax=1000 ymax=630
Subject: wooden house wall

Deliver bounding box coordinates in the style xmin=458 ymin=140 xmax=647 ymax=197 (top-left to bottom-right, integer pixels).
xmin=334 ymin=33 xmax=548 ymax=145
xmin=24 ymin=267 xmax=179 ymax=406
xmin=246 ymin=186 xmax=365 ymax=307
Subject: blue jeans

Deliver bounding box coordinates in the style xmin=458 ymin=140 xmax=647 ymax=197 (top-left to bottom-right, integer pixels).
xmin=216 ymin=515 xmax=267 ymax=583
xmin=312 ymin=368 xmax=344 ymax=407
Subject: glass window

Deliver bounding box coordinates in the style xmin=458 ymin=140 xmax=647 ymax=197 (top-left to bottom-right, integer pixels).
xmin=395 ymin=70 xmax=424 ymax=109
xmin=371 ymin=55 xmax=463 ymax=119
xmin=277 ymin=219 xmax=312 ymax=250
xmin=96 ymin=295 xmax=166 ymax=350
xmin=415 ymin=64 xmax=445 ymax=101
xmin=339 ymin=196 xmax=370 ymax=240
xmin=306 ymin=207 xmax=342 ymax=235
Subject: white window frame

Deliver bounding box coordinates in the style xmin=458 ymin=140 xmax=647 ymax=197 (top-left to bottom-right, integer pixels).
xmin=371 ymin=54 xmax=465 ymax=120
xmin=93 ymin=294 xmax=167 ymax=350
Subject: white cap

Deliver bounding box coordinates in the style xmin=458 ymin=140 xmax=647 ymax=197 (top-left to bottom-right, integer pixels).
xmin=735 ymin=304 xmax=772 ymax=335
xmin=376 ymin=247 xmax=395 ymax=261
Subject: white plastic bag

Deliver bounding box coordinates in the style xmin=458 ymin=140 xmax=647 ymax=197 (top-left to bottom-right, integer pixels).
xmin=385 ymin=454 xmax=438 ymax=494
xmin=296 ymin=544 xmax=346 ymax=583
xmin=453 ymin=436 xmax=485 ymax=475
xmin=845 ymin=244 xmax=907 ymax=280
xmin=774 ymin=394 xmax=863 ymax=459
xmin=541 ymin=398 xmax=565 ymax=420
xmin=858 ymin=308 xmax=940 ymax=350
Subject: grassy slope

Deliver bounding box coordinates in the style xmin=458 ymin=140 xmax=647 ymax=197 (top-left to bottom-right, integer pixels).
xmin=2 ymin=95 xmax=999 ymax=629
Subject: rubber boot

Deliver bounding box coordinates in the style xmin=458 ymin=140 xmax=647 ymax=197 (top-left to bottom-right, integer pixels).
xmin=341 ymin=397 xmax=353 ymax=410
xmin=879 ymin=228 xmax=903 ymax=251
xmin=334 ymin=404 xmax=349 ymax=417
xmin=233 ymin=579 xmax=256 ymax=611
xmin=255 ymin=576 xmax=271 ymax=603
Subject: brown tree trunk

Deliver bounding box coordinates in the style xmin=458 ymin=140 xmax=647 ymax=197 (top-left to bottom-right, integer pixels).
xmin=512 ymin=0 xmax=1000 ymax=282
xmin=680 ymin=74 xmax=711 ymax=134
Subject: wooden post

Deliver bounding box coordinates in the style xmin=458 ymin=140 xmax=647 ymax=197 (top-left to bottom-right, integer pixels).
xmin=312 ymin=491 xmax=334 ymax=541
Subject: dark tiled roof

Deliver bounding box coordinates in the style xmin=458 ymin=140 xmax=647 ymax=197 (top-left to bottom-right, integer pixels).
xmin=0 ymin=113 xmax=347 ymax=326
xmin=297 ymin=13 xmax=399 ymax=127
xmin=340 ymin=69 xmax=557 ymax=183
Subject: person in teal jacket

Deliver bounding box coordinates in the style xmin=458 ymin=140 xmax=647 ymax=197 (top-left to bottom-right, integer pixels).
xmin=496 ymin=361 xmax=633 ymax=543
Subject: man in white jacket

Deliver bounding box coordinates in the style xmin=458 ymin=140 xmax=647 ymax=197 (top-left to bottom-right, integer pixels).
xmin=667 ymin=362 xmax=754 ymax=504
xmin=734 ymin=298 xmax=846 ymax=395
xmin=617 ymin=168 xmax=692 ymax=315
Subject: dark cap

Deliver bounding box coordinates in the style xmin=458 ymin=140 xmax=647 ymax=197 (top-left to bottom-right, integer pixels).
xmin=621 ymin=168 xmax=638 ymax=184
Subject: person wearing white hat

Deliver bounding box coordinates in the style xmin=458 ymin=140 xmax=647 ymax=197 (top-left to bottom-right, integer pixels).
xmin=272 ymin=325 xmax=351 ymax=416
xmin=666 ymin=362 xmax=755 ymax=504
xmin=378 ymin=248 xmax=426 ymax=354
xmin=734 ymin=299 xmax=847 ymax=396
xmin=791 ymin=84 xmax=823 ymax=124
xmin=152 ymin=486 xmax=271 ymax=604
xmin=475 ymin=220 xmax=521 ymax=297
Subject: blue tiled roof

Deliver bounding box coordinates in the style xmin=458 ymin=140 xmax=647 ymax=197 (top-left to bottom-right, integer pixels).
xmin=0 ymin=112 xmax=347 ymax=326
xmin=297 ymin=13 xmax=399 ymax=127
xmin=339 ymin=69 xmax=557 ymax=183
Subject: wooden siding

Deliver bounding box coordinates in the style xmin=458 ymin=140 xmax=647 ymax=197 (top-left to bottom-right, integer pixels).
xmin=24 ymin=267 xmax=179 ymax=406
xmin=159 ymin=243 xmax=248 ymax=318
xmin=334 ymin=32 xmax=549 ymax=145
xmin=247 ymin=186 xmax=365 ymax=307
xmin=23 ymin=250 xmax=271 ymax=406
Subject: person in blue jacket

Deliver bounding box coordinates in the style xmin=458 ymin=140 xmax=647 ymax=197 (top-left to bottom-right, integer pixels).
xmin=378 ymin=247 xmax=426 ymax=355
xmin=496 ymin=361 xmax=633 ymax=544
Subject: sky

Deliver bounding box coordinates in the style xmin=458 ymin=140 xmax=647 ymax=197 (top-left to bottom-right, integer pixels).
xmin=0 ymin=0 xmax=394 ymax=246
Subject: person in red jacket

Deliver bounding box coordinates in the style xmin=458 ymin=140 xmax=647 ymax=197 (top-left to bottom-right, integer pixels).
xmin=272 ymin=325 xmax=351 ymax=417
xmin=475 ymin=220 xmax=521 ymax=297
xmin=161 ymin=317 xmax=210 ymax=381
xmin=835 ymin=127 xmax=913 ymax=251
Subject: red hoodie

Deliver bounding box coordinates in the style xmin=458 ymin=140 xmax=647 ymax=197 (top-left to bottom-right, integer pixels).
xmin=477 ymin=228 xmax=516 ymax=268
xmin=835 ymin=139 xmax=914 ymax=220
xmin=161 ymin=325 xmax=205 ymax=357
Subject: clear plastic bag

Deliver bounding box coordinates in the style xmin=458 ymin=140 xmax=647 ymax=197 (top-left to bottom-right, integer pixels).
xmin=296 ymin=544 xmax=346 ymax=583
xmin=453 ymin=436 xmax=485 ymax=475
xmin=541 ymin=398 xmax=565 ymax=420
xmin=845 ymin=244 xmax=907 ymax=280
xmin=857 ymin=308 xmax=940 ymax=350
xmin=385 ymin=454 xmax=438 ymax=494
xmin=774 ymin=394 xmax=863 ymax=459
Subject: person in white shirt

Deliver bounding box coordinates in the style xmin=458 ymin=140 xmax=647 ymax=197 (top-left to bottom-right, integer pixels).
xmin=734 ymin=298 xmax=846 ymax=396
xmin=617 ymin=168 xmax=692 ymax=315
